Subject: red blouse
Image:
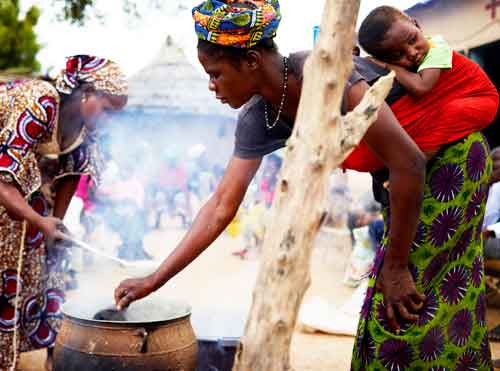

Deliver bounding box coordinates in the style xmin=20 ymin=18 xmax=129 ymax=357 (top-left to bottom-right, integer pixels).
xmin=342 ymin=52 xmax=499 ymax=172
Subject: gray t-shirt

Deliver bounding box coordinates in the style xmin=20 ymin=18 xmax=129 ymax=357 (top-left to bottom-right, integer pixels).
xmin=233 ymin=52 xmax=405 ymax=159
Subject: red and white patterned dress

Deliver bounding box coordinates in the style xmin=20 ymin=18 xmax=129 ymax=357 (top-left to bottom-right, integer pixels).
xmin=0 ymin=79 xmax=100 ymax=369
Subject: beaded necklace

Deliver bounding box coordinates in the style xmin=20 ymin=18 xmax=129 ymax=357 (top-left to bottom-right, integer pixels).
xmin=264 ymin=56 xmax=288 ymax=130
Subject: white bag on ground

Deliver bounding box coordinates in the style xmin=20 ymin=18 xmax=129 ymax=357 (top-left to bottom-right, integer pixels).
xmin=298 ymin=280 xmax=368 ymax=336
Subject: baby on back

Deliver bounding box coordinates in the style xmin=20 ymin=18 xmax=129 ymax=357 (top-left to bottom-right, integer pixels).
xmin=358 ymin=5 xmax=452 ymax=98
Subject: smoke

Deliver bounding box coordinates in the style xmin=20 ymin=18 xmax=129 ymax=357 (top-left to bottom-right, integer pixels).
xmin=64 ymin=105 xmax=236 ymax=262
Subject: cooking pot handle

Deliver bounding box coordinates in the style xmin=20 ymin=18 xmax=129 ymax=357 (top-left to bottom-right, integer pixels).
xmin=135 ymin=328 xmax=149 ymax=353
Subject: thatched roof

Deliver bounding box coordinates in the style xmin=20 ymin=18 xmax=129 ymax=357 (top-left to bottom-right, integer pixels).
xmin=127 ymin=36 xmax=236 ymax=119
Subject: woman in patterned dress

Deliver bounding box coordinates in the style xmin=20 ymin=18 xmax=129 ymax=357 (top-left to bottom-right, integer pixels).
xmin=0 ymin=55 xmax=127 ymax=370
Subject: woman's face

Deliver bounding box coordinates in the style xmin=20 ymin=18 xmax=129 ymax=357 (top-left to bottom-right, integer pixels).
xmin=379 ymin=19 xmax=430 ymax=69
xmin=80 ymin=93 xmax=127 ymax=131
xmin=198 ymin=50 xmax=257 ymax=109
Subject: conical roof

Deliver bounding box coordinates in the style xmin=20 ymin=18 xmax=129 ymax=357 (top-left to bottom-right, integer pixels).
xmin=127 ymin=36 xmax=236 ymax=118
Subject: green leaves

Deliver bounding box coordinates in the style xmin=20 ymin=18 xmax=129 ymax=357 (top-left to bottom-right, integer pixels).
xmin=60 ymin=0 xmax=95 ymax=25
xmin=0 ymin=1 xmax=41 ymax=72
xmin=55 ymin=0 xmax=172 ymax=24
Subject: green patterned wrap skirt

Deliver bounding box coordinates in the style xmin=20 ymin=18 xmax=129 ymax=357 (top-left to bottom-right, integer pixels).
xmin=351 ymin=131 xmax=493 ymax=371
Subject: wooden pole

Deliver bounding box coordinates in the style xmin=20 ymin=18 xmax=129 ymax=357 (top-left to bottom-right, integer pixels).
xmin=232 ymin=0 xmax=395 ymax=370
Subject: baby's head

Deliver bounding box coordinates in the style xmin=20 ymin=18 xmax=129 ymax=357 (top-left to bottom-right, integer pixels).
xmin=358 ymin=6 xmax=430 ymax=69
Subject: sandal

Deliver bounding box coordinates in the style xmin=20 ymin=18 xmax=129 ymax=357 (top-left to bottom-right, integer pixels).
xmin=488 ymin=324 xmax=500 ymax=342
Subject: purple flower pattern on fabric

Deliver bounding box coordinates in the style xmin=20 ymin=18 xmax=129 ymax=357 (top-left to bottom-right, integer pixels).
xmin=465 ymin=189 xmax=486 ymax=223
xmin=423 ymin=251 xmax=449 ymax=286
xmin=430 ymin=207 xmax=462 ymax=247
xmin=456 ymin=349 xmax=479 ymax=371
xmin=417 ymin=290 xmax=439 ymax=327
xmin=420 ymin=327 xmax=445 ymax=362
xmin=370 ymin=247 xmax=385 ymax=280
xmin=440 ymin=265 xmax=469 ymax=305
xmin=356 ymin=332 xmax=375 ymax=365
xmin=475 ymin=218 xmax=484 ymax=242
xmin=471 ymin=255 xmax=483 ymax=288
xmin=466 ymin=141 xmax=486 ymax=181
xmin=475 ymin=293 xmax=486 ymax=327
xmin=448 ymin=309 xmax=472 ymax=347
xmin=450 ymin=227 xmax=472 ymax=261
xmin=430 ymin=164 xmax=464 ymax=202
xmin=379 ymin=339 xmax=413 ymax=371
xmin=412 ymin=222 xmax=426 ymax=253
xmin=480 ymin=333 xmax=492 ymax=366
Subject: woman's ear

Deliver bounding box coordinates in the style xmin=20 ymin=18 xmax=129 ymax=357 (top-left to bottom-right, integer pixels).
xmin=245 ymin=50 xmax=263 ymax=72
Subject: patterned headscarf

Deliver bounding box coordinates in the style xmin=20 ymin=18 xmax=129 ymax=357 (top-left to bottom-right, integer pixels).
xmin=55 ymin=55 xmax=128 ymax=96
xmin=192 ymin=0 xmax=281 ymax=49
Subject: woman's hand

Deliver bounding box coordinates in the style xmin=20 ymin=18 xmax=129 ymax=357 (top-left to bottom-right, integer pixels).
xmin=376 ymin=263 xmax=426 ymax=333
xmin=35 ymin=216 xmax=66 ymax=242
xmin=114 ymin=275 xmax=156 ymax=310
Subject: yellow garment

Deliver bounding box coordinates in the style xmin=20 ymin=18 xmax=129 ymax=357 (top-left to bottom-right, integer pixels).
xmin=242 ymin=202 xmax=267 ymax=240
xmin=227 ymin=209 xmax=243 ymax=238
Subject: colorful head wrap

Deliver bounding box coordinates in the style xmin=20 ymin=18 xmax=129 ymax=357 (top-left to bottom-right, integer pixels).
xmin=192 ymin=0 xmax=281 ymax=49
xmin=55 ymin=55 xmax=128 ymax=96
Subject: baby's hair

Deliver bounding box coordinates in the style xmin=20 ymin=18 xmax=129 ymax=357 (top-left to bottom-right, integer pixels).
xmin=358 ymin=5 xmax=412 ymax=59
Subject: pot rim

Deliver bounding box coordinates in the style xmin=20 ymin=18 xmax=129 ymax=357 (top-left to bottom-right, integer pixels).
xmin=61 ymin=298 xmax=192 ymax=326
xmin=62 ymin=310 xmax=192 ymax=327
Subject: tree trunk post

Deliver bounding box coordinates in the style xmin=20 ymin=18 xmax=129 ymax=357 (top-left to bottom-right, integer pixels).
xmin=232 ymin=1 xmax=395 ymax=370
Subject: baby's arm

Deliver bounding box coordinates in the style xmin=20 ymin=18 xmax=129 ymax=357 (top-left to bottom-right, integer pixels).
xmin=388 ymin=65 xmax=441 ymax=97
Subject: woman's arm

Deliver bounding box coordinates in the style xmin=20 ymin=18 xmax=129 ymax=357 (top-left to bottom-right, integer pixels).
xmin=115 ymin=156 xmax=262 ymax=309
xmin=347 ymin=81 xmax=427 ymax=330
xmin=0 ymin=180 xmax=65 ymax=240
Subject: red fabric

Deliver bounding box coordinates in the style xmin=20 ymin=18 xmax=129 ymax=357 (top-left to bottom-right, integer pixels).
xmin=342 ymin=52 xmax=499 ymax=172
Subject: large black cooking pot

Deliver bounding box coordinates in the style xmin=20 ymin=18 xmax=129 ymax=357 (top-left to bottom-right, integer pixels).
xmin=54 ymin=297 xmax=197 ymax=371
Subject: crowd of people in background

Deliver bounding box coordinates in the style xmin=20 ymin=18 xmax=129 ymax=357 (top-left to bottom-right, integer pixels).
xmin=66 ymin=141 xmax=226 ymax=265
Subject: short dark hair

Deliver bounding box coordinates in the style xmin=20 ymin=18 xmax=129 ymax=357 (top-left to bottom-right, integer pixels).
xmin=358 ymin=6 xmax=411 ymax=59
xmin=197 ymin=38 xmax=277 ymax=67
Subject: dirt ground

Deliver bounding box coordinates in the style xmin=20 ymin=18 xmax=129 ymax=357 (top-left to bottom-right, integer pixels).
xmin=18 ymin=226 xmax=500 ymax=370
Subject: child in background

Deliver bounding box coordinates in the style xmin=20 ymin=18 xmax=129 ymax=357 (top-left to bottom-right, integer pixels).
xmin=358 ymin=5 xmax=452 ymax=98
xmin=345 ymin=202 xmax=383 ymax=287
